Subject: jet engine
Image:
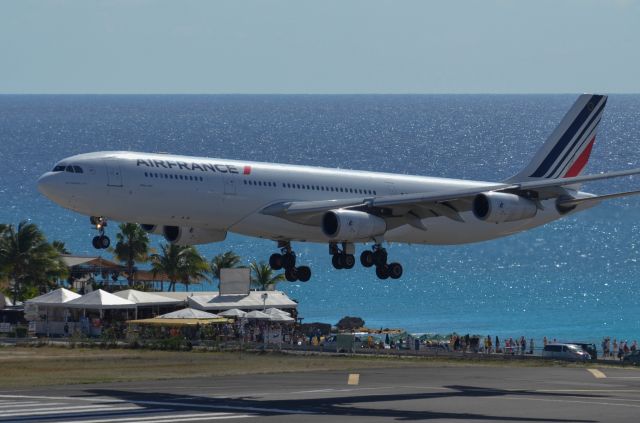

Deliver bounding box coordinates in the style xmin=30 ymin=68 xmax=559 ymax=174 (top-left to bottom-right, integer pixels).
xmin=140 ymin=224 xmax=162 ymax=234
xmin=322 ymin=209 xmax=386 ymax=241
xmin=472 ymin=192 xmax=538 ymax=224
xmin=162 ymin=226 xmax=227 ymax=246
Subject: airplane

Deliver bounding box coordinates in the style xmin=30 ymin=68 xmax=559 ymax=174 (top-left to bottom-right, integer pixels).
xmin=37 ymin=94 xmax=640 ymax=282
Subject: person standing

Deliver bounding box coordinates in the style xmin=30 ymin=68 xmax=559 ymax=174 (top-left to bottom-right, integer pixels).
xmin=529 ymin=338 xmax=534 ymax=355
xmin=613 ymin=338 xmax=618 ymax=358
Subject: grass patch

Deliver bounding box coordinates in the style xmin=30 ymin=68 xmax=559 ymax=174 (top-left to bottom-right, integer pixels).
xmin=0 ymin=345 xmax=632 ymax=388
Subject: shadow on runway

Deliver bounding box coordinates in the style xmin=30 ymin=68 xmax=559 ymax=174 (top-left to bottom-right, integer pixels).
xmin=82 ymin=385 xmax=602 ymax=422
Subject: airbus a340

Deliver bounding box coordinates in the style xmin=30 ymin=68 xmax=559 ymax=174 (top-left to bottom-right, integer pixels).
xmin=38 ymin=94 xmax=640 ymax=281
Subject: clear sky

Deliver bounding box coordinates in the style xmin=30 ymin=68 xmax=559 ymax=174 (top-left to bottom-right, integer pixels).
xmin=1 ymin=0 xmax=639 ymax=94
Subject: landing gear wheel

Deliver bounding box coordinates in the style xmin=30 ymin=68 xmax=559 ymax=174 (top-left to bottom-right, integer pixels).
xmin=99 ymin=235 xmax=110 ymax=249
xmin=297 ymin=266 xmax=311 ymax=282
xmin=375 ymin=264 xmax=390 ymax=280
xmin=269 ymin=253 xmax=283 ymax=270
xmin=92 ymin=236 xmax=101 ymax=249
xmin=360 ymin=250 xmax=374 ymax=268
xmin=282 ymin=253 xmax=296 ymax=270
xmin=373 ymin=249 xmax=388 ymax=267
xmin=343 ymin=254 xmax=355 ymax=269
xmin=285 ymin=267 xmax=298 ymax=282
xmin=388 ymin=262 xmax=403 ymax=279
xmin=332 ymin=254 xmax=343 ymax=269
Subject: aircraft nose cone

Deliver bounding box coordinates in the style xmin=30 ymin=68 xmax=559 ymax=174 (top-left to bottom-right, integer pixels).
xmin=37 ymin=172 xmax=59 ymax=199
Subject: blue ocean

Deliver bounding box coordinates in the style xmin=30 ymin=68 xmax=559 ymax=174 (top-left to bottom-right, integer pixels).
xmin=2 ymin=95 xmax=640 ymax=343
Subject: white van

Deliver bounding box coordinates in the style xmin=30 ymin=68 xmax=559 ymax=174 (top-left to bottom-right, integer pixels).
xmin=542 ymin=343 xmax=591 ymax=361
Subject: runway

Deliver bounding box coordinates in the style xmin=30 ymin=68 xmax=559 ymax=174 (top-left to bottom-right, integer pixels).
xmin=1 ymin=364 xmax=640 ymax=422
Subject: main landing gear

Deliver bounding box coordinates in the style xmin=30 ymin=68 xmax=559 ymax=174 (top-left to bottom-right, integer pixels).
xmin=269 ymin=241 xmax=311 ymax=283
xmin=330 ymin=242 xmax=356 ymax=270
xmin=90 ymin=216 xmax=110 ymax=249
xmin=359 ymin=244 xmax=403 ymax=280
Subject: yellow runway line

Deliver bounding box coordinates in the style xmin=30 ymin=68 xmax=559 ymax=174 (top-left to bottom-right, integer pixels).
xmin=348 ymin=373 xmax=360 ymax=385
xmin=587 ymin=369 xmax=607 ymax=379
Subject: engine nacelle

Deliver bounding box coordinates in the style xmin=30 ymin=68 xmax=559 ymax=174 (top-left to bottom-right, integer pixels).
xmin=140 ymin=224 xmax=162 ymax=234
xmin=162 ymin=226 xmax=227 ymax=246
xmin=472 ymin=192 xmax=537 ymax=224
xmin=322 ymin=210 xmax=386 ymax=241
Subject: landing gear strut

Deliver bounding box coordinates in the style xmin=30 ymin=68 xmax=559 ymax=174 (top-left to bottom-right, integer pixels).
xmin=269 ymin=241 xmax=311 ymax=282
xmin=362 ymin=244 xmax=403 ymax=280
xmin=90 ymin=216 xmax=110 ymax=249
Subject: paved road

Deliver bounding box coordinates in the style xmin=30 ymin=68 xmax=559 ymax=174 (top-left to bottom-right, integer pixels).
xmin=1 ymin=364 xmax=640 ymax=422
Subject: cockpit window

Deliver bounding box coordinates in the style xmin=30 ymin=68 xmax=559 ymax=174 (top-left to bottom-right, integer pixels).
xmin=73 ymin=166 xmax=83 ymax=173
xmin=66 ymin=165 xmax=75 ymax=173
xmin=53 ymin=165 xmax=66 ymax=172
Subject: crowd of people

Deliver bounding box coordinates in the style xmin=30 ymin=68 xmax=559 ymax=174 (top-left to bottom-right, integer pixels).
xmin=600 ymin=337 xmax=638 ymax=360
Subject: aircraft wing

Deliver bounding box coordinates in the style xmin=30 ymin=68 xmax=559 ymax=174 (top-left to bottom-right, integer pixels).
xmin=260 ymin=168 xmax=640 ymax=227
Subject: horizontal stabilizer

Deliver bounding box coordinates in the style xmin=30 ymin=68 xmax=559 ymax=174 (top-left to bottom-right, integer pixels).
xmin=557 ymin=189 xmax=640 ymax=208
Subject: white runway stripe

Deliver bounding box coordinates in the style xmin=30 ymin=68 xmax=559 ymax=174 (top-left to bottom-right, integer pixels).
xmin=0 ymin=401 xmax=53 ymax=407
xmin=47 ymin=412 xmax=251 ymax=423
xmin=1 ymin=405 xmax=142 ymax=418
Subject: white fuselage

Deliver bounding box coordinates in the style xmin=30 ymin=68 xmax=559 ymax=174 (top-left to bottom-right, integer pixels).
xmin=37 ymin=151 xmax=594 ymax=245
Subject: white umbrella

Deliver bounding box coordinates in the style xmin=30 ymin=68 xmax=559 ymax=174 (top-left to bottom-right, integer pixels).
xmin=244 ymin=310 xmax=270 ymax=319
xmin=264 ymin=307 xmax=291 ymax=317
xmin=268 ymin=313 xmax=295 ymax=323
xmin=158 ymin=308 xmax=220 ymax=319
xmin=218 ymin=308 xmax=247 ymax=318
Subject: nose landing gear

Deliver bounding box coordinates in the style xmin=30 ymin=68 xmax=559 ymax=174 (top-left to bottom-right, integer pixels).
xmin=269 ymin=241 xmax=311 ymax=282
xmin=90 ymin=216 xmax=110 ymax=249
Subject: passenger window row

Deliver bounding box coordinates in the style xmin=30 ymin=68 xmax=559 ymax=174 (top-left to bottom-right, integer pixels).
xmin=144 ymin=172 xmax=204 ymax=182
xmin=243 ymin=179 xmax=376 ymax=195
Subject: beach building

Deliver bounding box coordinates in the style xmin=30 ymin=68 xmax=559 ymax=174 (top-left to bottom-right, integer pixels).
xmin=24 ymin=288 xmax=297 ymax=337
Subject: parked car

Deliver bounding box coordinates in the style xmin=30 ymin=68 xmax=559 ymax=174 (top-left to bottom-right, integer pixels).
xmin=542 ymin=343 xmax=591 ymax=361
xmin=565 ymin=342 xmax=598 ymax=360
xmin=322 ymin=334 xmax=364 ymax=353
xmin=622 ymin=350 xmax=640 ymax=365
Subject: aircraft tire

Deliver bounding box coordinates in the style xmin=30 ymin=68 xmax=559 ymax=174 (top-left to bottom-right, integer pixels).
xmin=285 ymin=267 xmax=298 ymax=282
xmin=388 ymin=262 xmax=403 ymax=279
xmin=360 ymin=251 xmax=374 ymax=267
xmin=269 ymin=253 xmax=283 ymax=270
xmin=332 ymin=254 xmax=343 ymax=269
xmin=99 ymin=235 xmax=110 ymax=249
xmin=373 ymin=249 xmax=387 ymax=267
xmin=282 ymin=253 xmax=296 ymax=270
xmin=92 ymin=236 xmax=101 ymax=249
xmin=344 ymin=254 xmax=355 ymax=269
xmin=375 ymin=264 xmax=389 ymax=280
xmin=297 ymin=266 xmax=311 ymax=282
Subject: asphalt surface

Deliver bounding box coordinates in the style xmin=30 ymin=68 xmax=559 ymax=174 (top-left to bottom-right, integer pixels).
xmin=1 ymin=364 xmax=640 ymax=422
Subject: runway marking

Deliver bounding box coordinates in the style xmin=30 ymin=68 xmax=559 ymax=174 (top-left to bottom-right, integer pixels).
xmin=44 ymin=412 xmax=252 ymax=423
xmin=587 ymin=369 xmax=607 ymax=379
xmin=0 ymin=394 xmax=312 ymax=415
xmin=0 ymin=401 xmax=54 ymax=407
xmin=347 ymin=373 xmax=360 ymax=385
xmin=0 ymin=405 xmax=144 ymax=418
xmin=504 ymin=395 xmax=640 ymax=409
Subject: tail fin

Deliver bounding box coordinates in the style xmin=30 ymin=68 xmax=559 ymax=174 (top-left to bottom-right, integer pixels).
xmin=508 ymin=94 xmax=607 ymax=182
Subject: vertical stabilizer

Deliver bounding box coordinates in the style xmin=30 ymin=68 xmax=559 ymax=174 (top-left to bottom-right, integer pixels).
xmin=507 ymin=94 xmax=607 ymax=182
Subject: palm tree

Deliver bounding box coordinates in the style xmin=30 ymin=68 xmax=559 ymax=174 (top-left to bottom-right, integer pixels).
xmin=113 ymin=223 xmax=150 ymax=287
xmin=151 ymin=243 xmax=209 ymax=291
xmin=0 ymin=221 xmax=68 ymax=303
xmin=250 ymin=261 xmax=285 ymax=291
xmin=150 ymin=243 xmax=182 ymax=292
xmin=210 ymin=250 xmax=242 ymax=286
xmin=177 ymin=246 xmax=209 ymax=292
xmin=51 ymin=240 xmax=70 ymax=255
